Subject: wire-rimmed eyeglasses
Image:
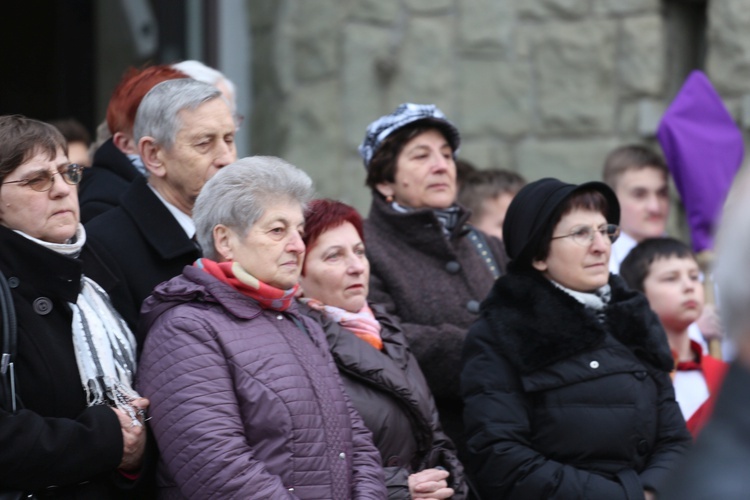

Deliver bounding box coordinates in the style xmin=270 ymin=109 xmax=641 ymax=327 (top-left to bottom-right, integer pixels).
xmin=550 ymin=224 xmax=620 ymax=246
xmin=1 ymin=164 xmax=83 ymax=192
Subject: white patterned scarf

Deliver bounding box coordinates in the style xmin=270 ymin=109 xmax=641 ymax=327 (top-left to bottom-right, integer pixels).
xmin=551 ymin=280 xmax=612 ymax=323
xmin=15 ymin=225 xmax=141 ymax=422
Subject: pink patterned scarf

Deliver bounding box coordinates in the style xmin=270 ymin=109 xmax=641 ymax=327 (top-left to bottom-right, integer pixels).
xmin=300 ymin=298 xmax=383 ymax=350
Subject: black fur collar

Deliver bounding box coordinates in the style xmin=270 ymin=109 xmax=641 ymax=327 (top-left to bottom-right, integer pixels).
xmin=481 ymin=270 xmax=674 ymax=374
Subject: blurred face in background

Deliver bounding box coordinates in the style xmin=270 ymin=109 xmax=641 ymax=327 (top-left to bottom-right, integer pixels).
xmin=473 ymin=192 xmax=515 ymax=241
xmin=67 ymin=141 xmax=90 ymax=167
xmin=615 ymin=167 xmax=669 ymax=242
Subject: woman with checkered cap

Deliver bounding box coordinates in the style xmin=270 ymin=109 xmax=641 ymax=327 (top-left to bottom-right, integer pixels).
xmin=359 ymin=103 xmax=508 ymax=470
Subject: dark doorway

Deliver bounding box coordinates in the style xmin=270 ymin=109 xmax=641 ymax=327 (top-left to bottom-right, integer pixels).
xmin=0 ymin=0 xmax=95 ymax=131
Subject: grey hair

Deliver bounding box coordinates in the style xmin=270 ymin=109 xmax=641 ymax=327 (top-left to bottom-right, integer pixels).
xmin=133 ymin=79 xmax=222 ymax=149
xmin=715 ymin=168 xmax=750 ymax=341
xmin=173 ymin=60 xmax=236 ymax=95
xmin=193 ymin=156 xmax=315 ymax=260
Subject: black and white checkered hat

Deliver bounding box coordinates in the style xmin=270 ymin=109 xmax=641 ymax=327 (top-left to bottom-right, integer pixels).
xmin=358 ymin=103 xmax=461 ymax=169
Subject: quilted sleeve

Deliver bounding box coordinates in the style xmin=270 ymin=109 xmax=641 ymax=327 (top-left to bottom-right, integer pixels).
xmin=137 ymin=310 xmax=297 ymax=500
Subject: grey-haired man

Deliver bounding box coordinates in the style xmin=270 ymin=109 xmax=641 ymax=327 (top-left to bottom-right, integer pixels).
xmin=86 ymin=79 xmax=237 ymax=341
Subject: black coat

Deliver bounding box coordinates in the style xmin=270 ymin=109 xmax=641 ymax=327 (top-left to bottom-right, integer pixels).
xmin=85 ymin=176 xmax=200 ymax=340
xmin=364 ymin=195 xmax=507 ymax=457
xmin=0 ymin=226 xmax=151 ymax=498
xmin=300 ymin=303 xmax=467 ymax=499
xmin=78 ymin=138 xmax=143 ymax=223
xmin=461 ymin=271 xmax=691 ymax=500
xmin=662 ymin=362 xmax=750 ymax=500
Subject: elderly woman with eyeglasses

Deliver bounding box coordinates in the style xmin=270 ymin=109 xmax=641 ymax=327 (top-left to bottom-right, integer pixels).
xmin=0 ymin=115 xmax=150 ymax=498
xmin=461 ymin=178 xmax=691 ymax=500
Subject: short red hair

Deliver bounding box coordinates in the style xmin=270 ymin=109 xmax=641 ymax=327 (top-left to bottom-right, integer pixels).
xmin=105 ymin=65 xmax=187 ymax=135
xmin=302 ymin=199 xmax=365 ymax=273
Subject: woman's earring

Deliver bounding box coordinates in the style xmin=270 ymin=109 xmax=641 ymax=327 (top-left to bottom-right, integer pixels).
xmin=385 ymin=195 xmax=394 ymax=203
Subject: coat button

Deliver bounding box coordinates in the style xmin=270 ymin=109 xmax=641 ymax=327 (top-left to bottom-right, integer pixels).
xmin=466 ymin=300 xmax=480 ymax=314
xmin=445 ymin=261 xmax=461 ymax=274
xmin=276 ymin=315 xmax=283 ymax=320
xmin=637 ymin=439 xmax=649 ymax=455
xmin=33 ymin=297 xmax=53 ymax=315
xmin=634 ymin=371 xmax=647 ymax=380
xmin=589 ymin=361 xmax=599 ymax=369
xmin=7 ymin=277 xmax=19 ymax=288
xmin=338 ymin=452 xmax=346 ymax=460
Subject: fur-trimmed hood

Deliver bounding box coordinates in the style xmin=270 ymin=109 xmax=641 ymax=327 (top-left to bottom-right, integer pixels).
xmin=481 ymin=270 xmax=674 ymax=374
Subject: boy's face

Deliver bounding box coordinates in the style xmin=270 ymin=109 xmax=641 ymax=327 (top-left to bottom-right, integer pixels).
xmin=643 ymin=256 xmax=704 ymax=333
xmin=615 ymin=167 xmax=669 ymax=242
xmin=473 ymin=192 xmax=515 ymax=241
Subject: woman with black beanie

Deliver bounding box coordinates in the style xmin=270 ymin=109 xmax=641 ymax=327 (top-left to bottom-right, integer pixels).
xmin=461 ymin=178 xmax=691 ymax=499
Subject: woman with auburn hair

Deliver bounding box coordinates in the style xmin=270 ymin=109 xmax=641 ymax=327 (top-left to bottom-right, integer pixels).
xmin=299 ymin=199 xmax=467 ymax=500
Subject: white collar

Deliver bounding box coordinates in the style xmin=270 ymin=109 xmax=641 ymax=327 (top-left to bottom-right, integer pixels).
xmin=608 ymin=231 xmax=638 ymax=275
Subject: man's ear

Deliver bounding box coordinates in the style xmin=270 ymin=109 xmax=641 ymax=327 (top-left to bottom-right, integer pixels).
xmin=213 ymin=224 xmax=235 ymax=262
xmin=112 ymin=132 xmax=137 ymax=155
xmin=139 ymin=137 xmax=166 ymax=178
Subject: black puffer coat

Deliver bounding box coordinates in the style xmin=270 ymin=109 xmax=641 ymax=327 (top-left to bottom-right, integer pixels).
xmin=300 ymin=303 xmax=467 ymax=499
xmin=461 ymin=271 xmax=691 ymax=500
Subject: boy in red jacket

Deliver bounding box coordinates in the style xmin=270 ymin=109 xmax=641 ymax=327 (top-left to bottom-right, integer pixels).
xmin=621 ymin=237 xmax=728 ymax=437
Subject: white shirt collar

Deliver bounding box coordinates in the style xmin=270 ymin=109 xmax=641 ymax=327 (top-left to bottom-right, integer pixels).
xmin=608 ymin=231 xmax=637 ymax=275
xmin=147 ymin=184 xmax=195 ymax=239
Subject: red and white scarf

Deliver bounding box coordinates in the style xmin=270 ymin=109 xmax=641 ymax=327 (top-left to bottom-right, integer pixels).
xmin=195 ymin=258 xmax=298 ymax=311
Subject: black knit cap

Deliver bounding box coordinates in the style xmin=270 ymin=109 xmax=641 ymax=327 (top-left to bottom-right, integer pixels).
xmin=503 ymin=178 xmax=620 ymax=266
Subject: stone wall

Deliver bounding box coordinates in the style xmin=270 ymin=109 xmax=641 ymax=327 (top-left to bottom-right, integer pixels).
xmin=248 ymin=0 xmax=749 ymax=220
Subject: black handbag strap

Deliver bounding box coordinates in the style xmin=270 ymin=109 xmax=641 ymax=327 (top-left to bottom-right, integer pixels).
xmin=0 ymin=269 xmax=18 ymax=413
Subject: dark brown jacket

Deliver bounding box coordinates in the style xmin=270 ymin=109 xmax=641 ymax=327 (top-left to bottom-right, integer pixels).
xmin=363 ymin=195 xmax=507 ymax=456
xmin=299 ymin=302 xmax=467 ymax=499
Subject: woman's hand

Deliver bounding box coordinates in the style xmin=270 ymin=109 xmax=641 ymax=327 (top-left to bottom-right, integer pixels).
xmin=408 ymin=468 xmax=454 ymax=499
xmin=112 ymin=397 xmax=150 ymax=471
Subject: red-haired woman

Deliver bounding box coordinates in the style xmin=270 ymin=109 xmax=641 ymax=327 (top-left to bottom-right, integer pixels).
xmin=299 ymin=199 xmax=467 ymax=500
